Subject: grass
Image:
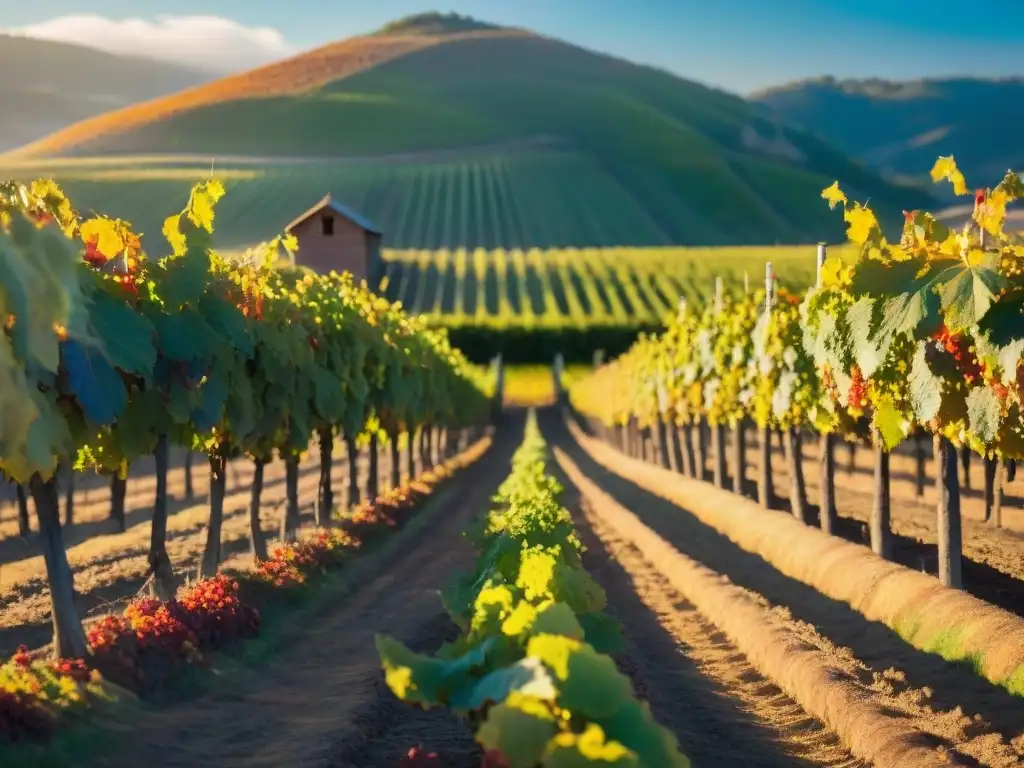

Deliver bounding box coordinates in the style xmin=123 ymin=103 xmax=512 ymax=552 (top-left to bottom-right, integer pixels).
xmin=503 ymin=364 xmax=591 ymax=406
xmin=5 ymin=24 xmax=932 ymax=246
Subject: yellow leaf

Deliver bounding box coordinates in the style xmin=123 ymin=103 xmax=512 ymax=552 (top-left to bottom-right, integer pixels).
xmin=282 ymin=233 xmax=298 ymax=253
xmin=843 ymin=205 xmax=878 ymax=246
xmin=79 ymin=218 xmax=124 ymax=258
xmin=976 ymin=187 xmax=1009 ymax=237
xmin=163 ymin=215 xmax=186 ymax=256
xmin=820 ymin=181 xmax=847 ymax=210
xmin=819 ymin=255 xmax=846 ymax=288
xmin=966 ymin=248 xmax=986 ymax=267
xmin=930 ymin=156 xmax=969 ymax=196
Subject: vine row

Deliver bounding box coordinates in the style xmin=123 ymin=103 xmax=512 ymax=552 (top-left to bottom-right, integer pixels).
xmin=376 ymin=411 xmax=690 ymax=767
xmin=0 ymin=177 xmax=494 ymax=661
xmin=570 ymin=156 xmax=1024 ymax=589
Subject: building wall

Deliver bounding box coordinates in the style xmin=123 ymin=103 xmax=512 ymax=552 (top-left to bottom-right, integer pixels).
xmin=289 ymin=212 xmax=370 ymax=280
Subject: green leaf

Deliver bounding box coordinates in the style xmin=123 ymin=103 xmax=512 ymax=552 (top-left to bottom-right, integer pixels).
xmin=873 ymin=396 xmax=906 ymax=450
xmin=88 ymin=290 xmax=157 ymax=377
xmin=543 ymin=723 xmax=638 ymax=767
xmin=527 ymin=635 xmax=632 ymax=720
xmin=530 ymin=602 xmax=585 ymax=641
xmin=62 ymin=339 xmax=127 ymax=426
xmin=200 ymin=295 xmax=253 ymax=357
xmin=846 ymin=298 xmax=888 ymax=379
xmin=159 ymin=250 xmax=210 ymax=308
xmin=578 ymin=612 xmax=624 ymax=656
xmin=849 ymin=256 xmax=925 ymax=300
xmin=115 ymin=389 xmax=161 ymax=458
xmin=975 ymin=289 xmax=1024 ymax=348
xmin=475 ymin=695 xmax=558 ymax=768
xmin=909 ymin=341 xmax=942 ymax=424
xmin=933 ymin=253 xmax=1007 ymax=331
xmin=152 ymin=311 xmax=214 ymax=362
xmin=193 ymin=369 xmax=228 ymax=432
xmin=375 ymin=634 xmax=491 ymax=707
xmin=597 ymin=698 xmax=691 ymax=768
xmin=967 ymin=387 xmax=1002 ymax=444
xmin=450 ymin=656 xmax=558 ymax=712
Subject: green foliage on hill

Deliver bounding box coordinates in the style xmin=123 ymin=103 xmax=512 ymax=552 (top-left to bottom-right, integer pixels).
xmin=754 ymin=76 xmax=1024 ymax=198
xmin=375 ymin=12 xmax=504 ymax=35
xmin=11 ymin=26 xmax=932 ymax=246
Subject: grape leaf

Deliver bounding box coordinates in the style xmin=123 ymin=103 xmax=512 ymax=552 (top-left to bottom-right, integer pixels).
xmin=967 ymin=387 xmax=1002 ymax=444
xmin=932 ymin=253 xmax=1006 ymax=331
xmin=530 ymin=602 xmax=585 ymax=641
xmin=375 ymin=634 xmax=492 ymax=707
xmin=200 ymin=295 xmax=253 ymax=357
xmin=4 ymin=389 xmax=70 ymax=483
xmin=62 ymin=339 xmax=127 ymax=426
xmin=596 ymin=698 xmax=691 ymax=768
xmin=909 ymin=341 xmax=942 ymax=424
xmin=873 ymin=395 xmax=906 ymax=451
xmin=88 ymin=289 xmax=156 ymax=377
xmin=192 ymin=369 xmax=229 ymax=432
xmin=577 ymin=612 xmax=624 ymax=655
xmin=159 ymin=250 xmax=210 ymax=308
xmin=527 ymin=635 xmax=632 ymax=720
xmin=152 ymin=311 xmax=214 ymax=362
xmin=449 ymin=656 xmax=558 ymax=712
xmin=115 ymin=389 xmax=161 ymax=458
xmin=475 ymin=695 xmax=557 ymax=768
xmin=846 ymin=298 xmax=888 ymax=379
xmin=543 ymin=724 xmax=638 ymax=768
xmin=931 ymin=156 xmax=969 ymax=196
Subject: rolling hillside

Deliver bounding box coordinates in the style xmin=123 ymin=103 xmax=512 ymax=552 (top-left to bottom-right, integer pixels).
xmin=3 ymin=13 xmax=932 ymax=248
xmin=753 ymin=76 xmax=1024 ymax=197
xmin=0 ymin=34 xmax=210 ymax=153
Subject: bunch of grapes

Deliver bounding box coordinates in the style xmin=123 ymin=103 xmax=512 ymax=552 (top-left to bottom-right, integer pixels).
xmin=932 ymin=324 xmax=984 ymax=384
xmin=847 ymin=366 xmax=868 ymax=415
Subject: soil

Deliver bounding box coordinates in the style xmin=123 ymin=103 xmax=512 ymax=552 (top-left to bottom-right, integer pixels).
xmin=6 ymin=407 xmax=1024 ymax=766
xmin=0 ymin=440 xmax=413 ymax=658
xmin=75 ymin=422 xmax=517 ymax=768
xmin=553 ymin=414 xmax=1024 ymax=764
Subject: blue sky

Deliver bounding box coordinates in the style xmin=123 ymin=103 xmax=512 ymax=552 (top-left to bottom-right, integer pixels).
xmin=3 ymin=1 xmax=1023 ymax=93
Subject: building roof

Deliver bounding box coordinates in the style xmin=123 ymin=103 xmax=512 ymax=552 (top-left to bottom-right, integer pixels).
xmin=285 ymin=193 xmax=382 ymax=235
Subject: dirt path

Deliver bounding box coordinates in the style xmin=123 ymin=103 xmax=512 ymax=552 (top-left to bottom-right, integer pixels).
xmin=546 ymin=414 xmax=1024 ymax=766
xmin=78 ymin=419 xmax=519 ymax=768
xmin=548 ymin=453 xmax=864 ymax=767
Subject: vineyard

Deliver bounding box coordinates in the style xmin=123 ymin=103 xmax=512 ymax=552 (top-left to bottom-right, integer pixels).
xmin=5 ymin=155 xmax=1024 ymax=767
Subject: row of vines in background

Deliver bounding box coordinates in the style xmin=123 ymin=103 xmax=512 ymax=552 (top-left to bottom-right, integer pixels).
xmin=0 ymin=177 xmax=495 ymax=660
xmin=570 ymin=156 xmax=1024 ymax=589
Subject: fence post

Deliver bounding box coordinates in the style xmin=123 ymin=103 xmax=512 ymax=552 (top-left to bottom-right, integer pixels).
xmin=552 ymin=353 xmax=565 ymax=407
xmin=491 ymin=354 xmax=504 ymax=424
xmin=815 ymin=243 xmax=837 ymax=533
xmin=758 ymin=262 xmax=776 ymax=509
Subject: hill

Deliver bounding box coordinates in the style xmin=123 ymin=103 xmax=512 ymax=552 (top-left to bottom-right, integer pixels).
xmin=753 ymin=76 xmax=1024 ymax=197
xmin=0 ymin=34 xmax=211 ymax=153
xmin=3 ymin=19 xmax=932 ymax=247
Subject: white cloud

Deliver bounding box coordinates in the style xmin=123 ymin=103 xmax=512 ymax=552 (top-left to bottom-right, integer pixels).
xmin=7 ymin=14 xmax=297 ymax=73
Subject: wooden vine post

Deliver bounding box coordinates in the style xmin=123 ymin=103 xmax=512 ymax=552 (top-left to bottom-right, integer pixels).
xmin=870 ymin=425 xmax=892 ymax=560
xmin=935 ymin=434 xmax=963 ymax=588
xmin=711 ymin=277 xmax=728 ymax=489
xmin=492 ymin=354 xmax=504 ymax=423
xmin=815 ymin=243 xmax=837 ymax=534
xmin=757 ymin=262 xmax=775 ymax=509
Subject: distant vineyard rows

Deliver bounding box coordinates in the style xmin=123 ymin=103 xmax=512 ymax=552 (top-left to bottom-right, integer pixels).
xmin=378 ymin=245 xmax=826 ymax=327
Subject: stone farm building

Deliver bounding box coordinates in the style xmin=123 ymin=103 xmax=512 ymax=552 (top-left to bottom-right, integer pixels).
xmin=285 ymin=194 xmax=383 ymax=284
